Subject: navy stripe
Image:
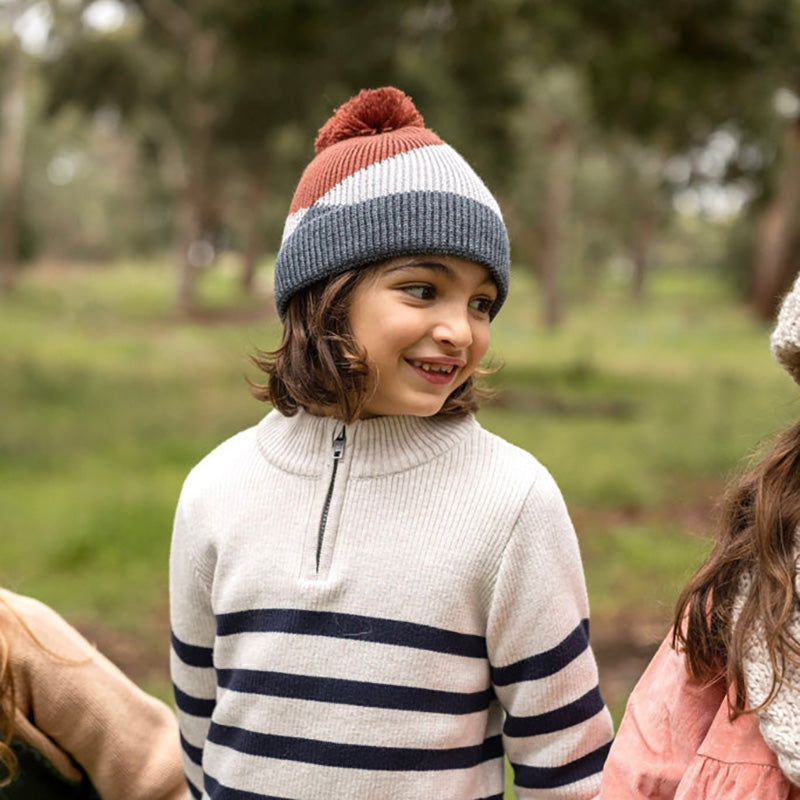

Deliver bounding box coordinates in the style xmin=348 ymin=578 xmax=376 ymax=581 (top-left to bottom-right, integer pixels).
xmin=504 ymin=686 xmax=606 ymax=737
xmin=180 ymin=732 xmax=204 ymax=767
xmin=208 ymin=722 xmax=503 ymax=771
xmin=205 ymin=774 xmax=292 ymax=800
xmin=216 ymin=608 xmax=487 ymax=658
xmin=491 ymin=620 xmax=590 ymax=686
xmin=217 ymin=668 xmax=493 ymax=715
xmin=187 ymin=777 xmax=202 ymax=800
xmin=172 ymin=631 xmax=214 ymax=668
xmin=174 ymin=683 xmax=216 ymax=717
xmin=512 ymin=740 xmax=611 ymax=790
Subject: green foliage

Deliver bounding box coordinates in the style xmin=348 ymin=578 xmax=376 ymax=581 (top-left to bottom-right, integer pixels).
xmin=562 ymin=0 xmax=798 ymax=148
xmin=0 ymin=261 xmax=279 ymax=622
xmin=484 ymin=268 xmax=796 ymax=507
xmin=12 ymin=0 xmax=800 ymax=316
xmin=42 ymin=28 xmax=148 ymax=118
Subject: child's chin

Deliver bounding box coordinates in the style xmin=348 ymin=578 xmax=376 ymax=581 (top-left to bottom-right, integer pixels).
xmin=361 ymin=399 xmax=446 ymax=418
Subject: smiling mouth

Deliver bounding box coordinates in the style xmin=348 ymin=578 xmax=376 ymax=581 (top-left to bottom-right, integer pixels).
xmin=408 ymin=359 xmax=457 ymax=375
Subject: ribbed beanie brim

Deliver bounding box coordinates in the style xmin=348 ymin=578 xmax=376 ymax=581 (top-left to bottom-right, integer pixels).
xmin=273 ymin=87 xmax=510 ymax=318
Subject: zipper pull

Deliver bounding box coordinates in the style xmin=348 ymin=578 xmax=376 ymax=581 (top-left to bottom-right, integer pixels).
xmin=332 ymin=426 xmax=346 ymax=460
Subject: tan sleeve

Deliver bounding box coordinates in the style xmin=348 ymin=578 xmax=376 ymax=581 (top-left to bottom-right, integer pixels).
xmin=2 ymin=590 xmax=189 ymax=800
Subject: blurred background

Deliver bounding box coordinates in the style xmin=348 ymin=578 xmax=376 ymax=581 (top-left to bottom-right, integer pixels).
xmin=2 ymin=0 xmax=800 ymax=756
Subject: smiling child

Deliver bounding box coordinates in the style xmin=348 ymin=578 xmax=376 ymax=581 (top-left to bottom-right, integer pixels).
xmin=169 ymin=87 xmax=613 ymax=800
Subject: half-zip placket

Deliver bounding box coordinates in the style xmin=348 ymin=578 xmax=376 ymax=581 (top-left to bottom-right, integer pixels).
xmin=316 ymin=426 xmax=346 ymax=573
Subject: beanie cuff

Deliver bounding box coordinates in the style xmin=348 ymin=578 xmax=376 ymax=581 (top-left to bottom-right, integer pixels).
xmin=274 ymin=191 xmax=510 ymax=318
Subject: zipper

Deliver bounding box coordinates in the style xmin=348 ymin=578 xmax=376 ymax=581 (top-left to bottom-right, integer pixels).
xmin=316 ymin=426 xmax=346 ymax=573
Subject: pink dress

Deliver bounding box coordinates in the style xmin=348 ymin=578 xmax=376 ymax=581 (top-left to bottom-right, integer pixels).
xmin=597 ymin=633 xmax=800 ymax=799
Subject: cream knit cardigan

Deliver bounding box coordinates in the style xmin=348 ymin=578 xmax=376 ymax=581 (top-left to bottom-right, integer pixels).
xmin=738 ymin=566 xmax=800 ymax=787
xmin=170 ymin=409 xmax=613 ymax=800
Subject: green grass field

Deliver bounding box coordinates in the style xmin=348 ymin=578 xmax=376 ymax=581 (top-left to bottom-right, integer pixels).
xmin=1 ymin=259 xmax=798 ymax=796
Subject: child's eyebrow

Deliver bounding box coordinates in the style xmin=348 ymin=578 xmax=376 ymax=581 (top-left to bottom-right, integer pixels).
xmin=386 ymin=260 xmax=496 ymax=287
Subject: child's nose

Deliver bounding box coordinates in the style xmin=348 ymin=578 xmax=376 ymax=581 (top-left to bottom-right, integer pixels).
xmin=432 ymin=307 xmax=473 ymax=349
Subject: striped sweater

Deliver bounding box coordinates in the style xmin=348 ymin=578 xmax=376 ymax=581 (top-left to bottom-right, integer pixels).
xmin=169 ymin=408 xmax=613 ymax=799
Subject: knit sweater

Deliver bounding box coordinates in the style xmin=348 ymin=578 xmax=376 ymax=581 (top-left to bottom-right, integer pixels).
xmin=0 ymin=589 xmax=189 ymax=800
xmin=736 ymin=567 xmax=800 ymax=787
xmin=169 ymin=409 xmax=613 ymax=800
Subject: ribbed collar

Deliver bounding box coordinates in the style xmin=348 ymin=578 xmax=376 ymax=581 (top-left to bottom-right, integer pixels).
xmin=255 ymin=408 xmax=477 ymax=478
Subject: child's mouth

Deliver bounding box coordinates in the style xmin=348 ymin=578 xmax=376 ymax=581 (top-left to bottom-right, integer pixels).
xmin=407 ymin=359 xmax=459 ymax=385
xmin=409 ymin=360 xmax=456 ymax=375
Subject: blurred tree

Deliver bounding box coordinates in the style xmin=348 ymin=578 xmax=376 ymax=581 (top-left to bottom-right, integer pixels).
xmin=559 ymin=0 xmax=800 ymax=312
xmin=22 ymin=0 xmax=800 ymax=325
xmin=207 ymin=0 xmax=433 ymax=295
xmin=43 ymin=0 xmax=480 ymax=312
xmin=42 ymin=0 xmax=242 ymax=312
xmin=506 ymin=66 xmax=588 ymax=328
xmin=751 ymin=91 xmax=800 ymax=318
xmin=0 ymin=1 xmax=30 ymax=291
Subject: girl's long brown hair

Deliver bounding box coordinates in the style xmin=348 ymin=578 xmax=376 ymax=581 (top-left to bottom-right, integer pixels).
xmin=250 ymin=268 xmax=487 ymax=423
xmin=673 ymin=420 xmax=800 ymax=717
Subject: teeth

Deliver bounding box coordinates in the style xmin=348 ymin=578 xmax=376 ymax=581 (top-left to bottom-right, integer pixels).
xmin=411 ymin=360 xmax=455 ymax=374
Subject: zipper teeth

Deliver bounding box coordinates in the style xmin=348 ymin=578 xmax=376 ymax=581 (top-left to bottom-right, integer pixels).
xmin=316 ymin=427 xmax=346 ymax=573
xmin=315 ymin=459 xmax=339 ymax=570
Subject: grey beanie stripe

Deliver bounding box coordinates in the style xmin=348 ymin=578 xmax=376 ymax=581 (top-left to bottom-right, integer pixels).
xmin=275 ymin=191 xmax=509 ymax=318
xmin=273 ymin=87 xmax=510 ymax=317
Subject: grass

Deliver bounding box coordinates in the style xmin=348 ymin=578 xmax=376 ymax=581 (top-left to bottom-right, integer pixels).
xmin=1 ymin=258 xmax=798 ymax=794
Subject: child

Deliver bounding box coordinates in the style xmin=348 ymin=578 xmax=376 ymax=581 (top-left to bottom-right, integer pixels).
xmin=169 ymin=86 xmax=613 ymax=800
xmin=598 ymin=274 xmax=800 ymax=799
xmin=0 ymin=587 xmax=188 ymax=799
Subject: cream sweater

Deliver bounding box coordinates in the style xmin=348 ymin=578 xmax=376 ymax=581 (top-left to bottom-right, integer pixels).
xmin=0 ymin=589 xmax=188 ymax=799
xmin=170 ymin=409 xmax=613 ymax=799
xmin=737 ymin=568 xmax=800 ymax=787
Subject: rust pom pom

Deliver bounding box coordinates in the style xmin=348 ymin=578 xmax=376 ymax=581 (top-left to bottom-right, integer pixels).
xmin=314 ymin=87 xmax=425 ymax=153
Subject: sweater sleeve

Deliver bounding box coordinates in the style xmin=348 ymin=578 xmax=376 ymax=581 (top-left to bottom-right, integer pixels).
xmin=169 ymin=492 xmax=217 ymax=800
xmin=486 ymin=469 xmax=614 ymax=800
xmin=0 ymin=590 xmax=189 ymax=800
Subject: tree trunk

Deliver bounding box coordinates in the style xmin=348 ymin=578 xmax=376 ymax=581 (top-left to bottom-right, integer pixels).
xmin=751 ymin=120 xmax=800 ymax=320
xmin=171 ymin=24 xmax=220 ymax=315
xmin=539 ymin=123 xmax=572 ymax=328
xmin=175 ymin=188 xmax=199 ymax=316
xmin=0 ymin=37 xmax=26 ymax=292
xmin=240 ymin=162 xmax=270 ymax=295
xmin=630 ymin=194 xmax=656 ymax=302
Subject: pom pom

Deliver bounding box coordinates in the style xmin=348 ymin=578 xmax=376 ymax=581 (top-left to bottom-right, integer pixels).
xmin=315 ymin=87 xmax=425 ymax=153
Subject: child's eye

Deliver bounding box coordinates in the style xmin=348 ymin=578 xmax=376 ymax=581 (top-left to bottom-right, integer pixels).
xmin=403 ymin=284 xmax=435 ymax=300
xmin=469 ymin=296 xmax=494 ymax=314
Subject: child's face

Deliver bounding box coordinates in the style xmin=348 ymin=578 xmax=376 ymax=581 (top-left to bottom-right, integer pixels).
xmin=348 ymin=255 xmax=497 ymax=418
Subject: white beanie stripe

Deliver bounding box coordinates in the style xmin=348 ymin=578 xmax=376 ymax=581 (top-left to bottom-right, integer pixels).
xmin=281 ymin=144 xmax=501 ymax=245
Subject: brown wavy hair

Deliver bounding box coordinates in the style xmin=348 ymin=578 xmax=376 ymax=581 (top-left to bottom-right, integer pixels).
xmin=673 ymin=420 xmax=800 ymax=718
xmin=250 ymin=267 xmax=491 ymax=423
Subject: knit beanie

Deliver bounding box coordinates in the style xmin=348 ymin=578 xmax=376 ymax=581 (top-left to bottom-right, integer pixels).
xmin=273 ymin=87 xmax=510 ymax=319
xmin=771 ymin=272 xmax=800 ymax=385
